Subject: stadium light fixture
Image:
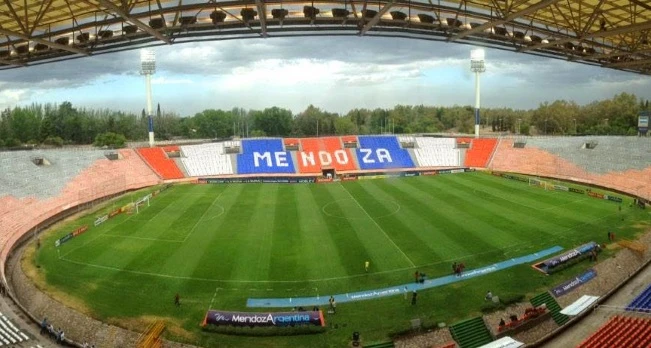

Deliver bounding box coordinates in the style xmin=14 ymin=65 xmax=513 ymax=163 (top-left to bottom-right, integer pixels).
xmin=140 ymin=49 xmax=156 ymax=74
xmin=470 ymin=48 xmax=486 ymax=138
xmin=140 ymin=49 xmax=156 ymax=147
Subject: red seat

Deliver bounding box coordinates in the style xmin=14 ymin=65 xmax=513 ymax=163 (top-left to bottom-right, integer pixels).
xmin=579 ymin=315 xmax=651 ymax=348
xmin=464 ymin=138 xmax=497 ymax=167
xmin=137 ymin=147 xmax=184 ymax=179
xmin=297 ymin=137 xmax=357 ymax=173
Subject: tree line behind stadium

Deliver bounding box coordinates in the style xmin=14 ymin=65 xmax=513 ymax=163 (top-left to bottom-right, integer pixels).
xmin=0 ymin=92 xmax=648 ymax=149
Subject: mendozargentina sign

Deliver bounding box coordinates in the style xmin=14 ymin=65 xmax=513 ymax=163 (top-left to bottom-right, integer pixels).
xmin=202 ymin=310 xmax=325 ymax=328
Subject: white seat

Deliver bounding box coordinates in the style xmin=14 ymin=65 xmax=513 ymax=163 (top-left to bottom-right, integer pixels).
xmin=180 ymin=143 xmax=234 ymax=176
xmin=413 ymin=138 xmax=459 ymax=167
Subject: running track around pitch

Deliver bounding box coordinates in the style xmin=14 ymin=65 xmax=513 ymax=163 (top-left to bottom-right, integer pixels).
xmin=246 ymin=245 xmax=563 ymax=308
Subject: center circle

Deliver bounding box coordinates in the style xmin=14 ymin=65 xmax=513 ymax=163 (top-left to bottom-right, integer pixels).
xmin=322 ymin=198 xmax=401 ymax=219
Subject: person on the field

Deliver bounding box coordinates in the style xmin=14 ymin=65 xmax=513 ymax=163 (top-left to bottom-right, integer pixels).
xmin=328 ymin=296 xmax=336 ymax=314
xmin=365 ymin=261 xmax=370 ymax=272
xmin=485 ymin=291 xmax=493 ymax=301
xmin=174 ymin=293 xmax=180 ymax=306
xmin=411 ymin=290 xmax=417 ymax=305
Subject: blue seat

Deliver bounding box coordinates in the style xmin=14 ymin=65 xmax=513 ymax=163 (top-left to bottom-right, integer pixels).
xmin=355 ymin=136 xmax=415 ymax=170
xmin=237 ymin=139 xmax=296 ymax=174
xmin=627 ymin=283 xmax=651 ymax=312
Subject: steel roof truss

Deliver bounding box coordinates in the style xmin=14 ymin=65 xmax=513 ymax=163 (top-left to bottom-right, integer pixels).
xmin=95 ymin=0 xmax=171 ymax=43
xmin=4 ymin=0 xmax=27 ymax=33
xmin=450 ymin=0 xmax=561 ymax=41
xmin=254 ymin=0 xmax=267 ymax=37
xmin=360 ymin=0 xmax=393 ymax=35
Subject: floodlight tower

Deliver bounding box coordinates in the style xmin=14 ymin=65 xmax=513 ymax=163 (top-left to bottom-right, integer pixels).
xmin=470 ymin=48 xmax=486 ymax=138
xmin=140 ymin=49 xmax=156 ymax=147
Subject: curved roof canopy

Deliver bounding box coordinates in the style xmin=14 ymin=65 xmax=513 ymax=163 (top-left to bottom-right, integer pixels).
xmin=1 ymin=0 xmax=650 ymax=74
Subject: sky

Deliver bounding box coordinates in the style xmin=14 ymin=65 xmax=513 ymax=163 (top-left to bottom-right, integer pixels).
xmin=2 ymin=36 xmax=651 ymax=116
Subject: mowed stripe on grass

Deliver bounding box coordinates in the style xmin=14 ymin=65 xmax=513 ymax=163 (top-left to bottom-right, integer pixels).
xmin=58 ymin=173 xmax=630 ymax=284
xmin=34 ymin=173 xmax=649 ymax=347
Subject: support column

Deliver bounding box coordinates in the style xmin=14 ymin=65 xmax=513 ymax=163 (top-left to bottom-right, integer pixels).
xmin=145 ymin=74 xmax=155 ymax=147
xmin=474 ymin=71 xmax=481 ymax=138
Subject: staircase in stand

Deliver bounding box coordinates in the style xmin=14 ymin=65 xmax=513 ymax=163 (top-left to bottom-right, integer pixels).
xmin=530 ymin=292 xmax=569 ymax=326
xmin=449 ymin=316 xmax=492 ymax=348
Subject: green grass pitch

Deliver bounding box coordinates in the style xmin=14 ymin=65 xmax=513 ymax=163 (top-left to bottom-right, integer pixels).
xmin=30 ymin=172 xmax=650 ymax=347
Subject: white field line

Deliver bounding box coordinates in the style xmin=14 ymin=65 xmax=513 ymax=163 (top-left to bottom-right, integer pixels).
xmin=473 ymin=187 xmax=590 ymax=212
xmin=60 ymin=189 xmax=177 ymax=258
xmin=60 ymin=208 xmax=141 ymax=259
xmin=540 ymin=197 xmax=589 ymax=211
xmin=59 ymin=244 xmax=518 ymax=283
xmin=99 ymin=234 xmax=183 ymax=243
xmin=338 ymin=183 xmax=416 ymax=268
xmin=57 ymin=185 xmax=622 ymax=284
xmin=182 ymin=190 xmax=226 ymax=242
xmin=61 ymin=210 xmax=615 ymax=285
xmin=207 ymin=286 xmax=222 ymax=311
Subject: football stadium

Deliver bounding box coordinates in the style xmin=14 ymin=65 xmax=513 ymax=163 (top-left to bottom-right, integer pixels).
xmin=1 ymin=1 xmax=651 ymax=348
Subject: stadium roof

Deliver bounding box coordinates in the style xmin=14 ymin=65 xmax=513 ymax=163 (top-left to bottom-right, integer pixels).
xmin=1 ymin=0 xmax=650 ymax=74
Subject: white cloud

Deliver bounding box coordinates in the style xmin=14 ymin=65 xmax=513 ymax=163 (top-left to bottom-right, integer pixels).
xmin=1 ymin=36 xmax=649 ymax=114
xmin=218 ymin=57 xmax=465 ymax=90
xmin=0 ymin=89 xmax=31 ymax=108
xmin=151 ymin=76 xmax=193 ymax=85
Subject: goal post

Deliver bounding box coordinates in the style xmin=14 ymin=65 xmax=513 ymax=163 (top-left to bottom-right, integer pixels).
xmin=134 ymin=193 xmax=152 ymax=214
xmin=135 ymin=196 xmax=150 ymax=214
xmin=529 ymin=178 xmax=551 ymax=190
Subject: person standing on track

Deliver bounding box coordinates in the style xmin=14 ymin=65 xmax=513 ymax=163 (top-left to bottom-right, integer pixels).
xmin=174 ymin=293 xmax=181 ymax=306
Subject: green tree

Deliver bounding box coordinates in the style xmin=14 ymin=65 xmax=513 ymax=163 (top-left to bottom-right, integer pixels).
xmin=43 ymin=136 xmax=64 ymax=147
xmin=293 ymin=105 xmax=327 ymax=136
xmin=10 ymin=107 xmax=40 ymax=143
xmin=192 ymin=109 xmax=234 ymax=138
xmin=250 ymin=107 xmax=292 ymax=136
xmin=334 ymin=117 xmax=357 ymax=135
xmin=94 ymin=132 xmax=127 ymax=148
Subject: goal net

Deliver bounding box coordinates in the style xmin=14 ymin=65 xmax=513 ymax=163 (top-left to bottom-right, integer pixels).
xmin=529 ymin=178 xmax=552 ymax=190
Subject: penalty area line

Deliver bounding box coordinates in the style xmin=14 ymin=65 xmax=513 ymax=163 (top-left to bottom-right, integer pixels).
xmin=207 ymin=286 xmax=222 ymax=312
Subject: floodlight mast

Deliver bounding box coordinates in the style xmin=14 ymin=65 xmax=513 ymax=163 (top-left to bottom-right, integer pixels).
xmin=140 ymin=49 xmax=156 ymax=147
xmin=470 ymin=49 xmax=486 ymax=139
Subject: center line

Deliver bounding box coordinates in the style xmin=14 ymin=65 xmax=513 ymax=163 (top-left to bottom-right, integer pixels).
xmin=338 ymin=183 xmax=415 ymax=268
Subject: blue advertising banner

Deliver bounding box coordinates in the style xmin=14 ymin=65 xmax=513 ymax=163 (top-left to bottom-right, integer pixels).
xmin=551 ymin=269 xmax=597 ymax=297
xmin=202 ymin=310 xmax=324 ymax=328
xmin=200 ymin=177 xmax=316 ymax=184
xmin=534 ymin=241 xmax=598 ymax=274
xmin=54 ymin=233 xmax=73 ymax=247
xmin=54 ymin=225 xmax=88 ymax=247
